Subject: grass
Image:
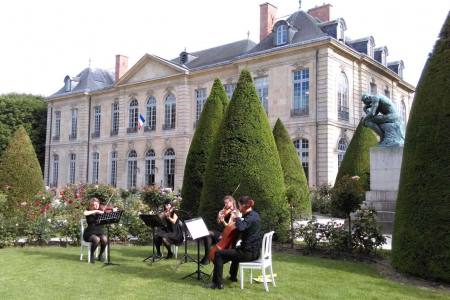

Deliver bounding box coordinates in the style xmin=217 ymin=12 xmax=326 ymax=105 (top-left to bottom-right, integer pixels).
xmin=0 ymin=245 xmax=449 ymax=300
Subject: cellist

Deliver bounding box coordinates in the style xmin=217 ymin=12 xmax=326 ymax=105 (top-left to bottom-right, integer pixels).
xmin=205 ymin=196 xmax=262 ymax=290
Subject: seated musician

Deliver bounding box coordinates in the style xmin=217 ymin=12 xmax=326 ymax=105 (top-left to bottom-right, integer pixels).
xmin=155 ymin=199 xmax=184 ymax=259
xmin=201 ymin=195 xmax=238 ymax=265
xmin=206 ymin=195 xmax=262 ymax=289
xmin=83 ymin=198 xmax=107 ymax=263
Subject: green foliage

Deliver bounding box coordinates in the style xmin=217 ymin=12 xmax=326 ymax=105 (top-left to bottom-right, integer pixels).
xmin=0 ymin=126 xmax=44 ymax=217
xmin=392 ymin=14 xmax=450 ymax=282
xmin=181 ymin=79 xmax=229 ymax=215
xmin=0 ymin=93 xmax=47 ymax=171
xmin=199 ymin=70 xmax=289 ymax=240
xmin=311 ymin=184 xmax=333 ymax=214
xmin=352 ymin=208 xmax=386 ymax=254
xmin=273 ymin=119 xmax=311 ymax=218
xmin=335 ymin=119 xmax=378 ymax=191
xmin=141 ymin=185 xmax=180 ymax=212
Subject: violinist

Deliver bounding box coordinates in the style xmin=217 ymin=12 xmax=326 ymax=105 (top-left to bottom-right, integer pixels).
xmin=154 ymin=199 xmax=184 ymax=259
xmin=206 ymin=195 xmax=262 ymax=290
xmin=83 ymin=198 xmax=108 ymax=263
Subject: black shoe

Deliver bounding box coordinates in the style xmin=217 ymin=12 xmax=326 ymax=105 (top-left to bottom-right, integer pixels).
xmin=203 ymin=282 xmax=224 ymax=289
xmin=226 ymin=275 xmax=237 ymax=282
xmin=165 ymin=252 xmax=174 ymax=259
xmin=89 ymin=259 xmax=95 ymax=264
xmin=200 ymin=256 xmax=209 ymax=265
xmin=155 ymin=253 xmax=162 ymax=259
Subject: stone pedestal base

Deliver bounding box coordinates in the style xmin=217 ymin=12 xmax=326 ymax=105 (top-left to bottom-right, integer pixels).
xmin=364 ymin=146 xmax=403 ymax=234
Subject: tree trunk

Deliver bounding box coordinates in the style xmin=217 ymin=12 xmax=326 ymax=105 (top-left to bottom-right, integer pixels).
xmin=347 ymin=214 xmax=352 ymax=251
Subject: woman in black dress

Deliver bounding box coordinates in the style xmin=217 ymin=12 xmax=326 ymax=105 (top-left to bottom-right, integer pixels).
xmin=83 ymin=198 xmax=107 ymax=263
xmin=155 ymin=199 xmax=184 ymax=259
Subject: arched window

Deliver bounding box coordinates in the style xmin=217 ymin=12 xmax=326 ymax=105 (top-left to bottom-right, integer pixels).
xmin=64 ymin=75 xmax=71 ymax=92
xmin=164 ymin=148 xmax=175 ymax=190
xmin=195 ymin=89 xmax=207 ymax=122
xmin=52 ymin=154 xmax=59 ymax=187
xmin=293 ymin=69 xmax=310 ymax=116
xmin=92 ymin=152 xmax=99 ymax=184
xmin=337 ymin=72 xmax=349 ymax=121
xmin=293 ymin=138 xmax=309 ymax=180
xmin=127 ymin=150 xmax=138 ymax=189
xmin=276 ymin=24 xmax=288 ymax=45
xmin=145 ymin=149 xmax=156 ymax=185
xmin=164 ymin=94 xmax=176 ymax=129
xmin=69 ymin=153 xmax=76 ymax=184
xmin=337 ymin=138 xmax=348 ymax=168
xmin=110 ymin=151 xmax=117 ymax=187
xmin=401 ymin=100 xmax=407 ymax=123
xmin=146 ymin=97 xmax=156 ymax=131
xmin=128 ymin=99 xmax=139 ymax=131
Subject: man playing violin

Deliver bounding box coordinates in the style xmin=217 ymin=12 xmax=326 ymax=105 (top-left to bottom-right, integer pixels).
xmin=206 ymin=195 xmax=262 ymax=289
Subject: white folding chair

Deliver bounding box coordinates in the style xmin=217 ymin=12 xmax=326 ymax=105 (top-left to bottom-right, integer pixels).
xmin=79 ymin=219 xmax=108 ymax=263
xmin=239 ymin=231 xmax=276 ymax=292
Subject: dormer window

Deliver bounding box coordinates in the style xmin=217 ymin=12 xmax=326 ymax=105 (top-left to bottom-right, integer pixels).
xmin=180 ymin=51 xmax=188 ymax=64
xmin=276 ymin=24 xmax=288 ymax=45
xmin=64 ymin=75 xmax=71 ymax=92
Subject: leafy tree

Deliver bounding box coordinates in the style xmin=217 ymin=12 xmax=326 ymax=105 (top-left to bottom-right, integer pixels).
xmin=181 ymin=79 xmax=229 ymax=215
xmin=0 ymin=126 xmax=44 ymax=217
xmin=392 ymin=14 xmax=450 ymax=282
xmin=331 ymin=175 xmax=364 ymax=250
xmin=335 ymin=119 xmax=378 ymax=191
xmin=0 ymin=93 xmax=47 ymax=172
xmin=199 ymin=70 xmax=289 ymax=240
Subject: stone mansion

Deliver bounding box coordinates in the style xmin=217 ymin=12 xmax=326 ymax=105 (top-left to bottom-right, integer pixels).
xmin=44 ymin=3 xmax=414 ymax=191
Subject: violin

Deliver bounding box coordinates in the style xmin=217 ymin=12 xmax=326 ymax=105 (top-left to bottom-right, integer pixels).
xmin=209 ymin=208 xmax=239 ymax=262
xmin=99 ymin=203 xmax=115 ymax=213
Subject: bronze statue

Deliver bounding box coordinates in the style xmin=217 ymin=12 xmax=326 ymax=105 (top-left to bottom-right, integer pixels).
xmin=361 ymin=93 xmax=404 ymax=146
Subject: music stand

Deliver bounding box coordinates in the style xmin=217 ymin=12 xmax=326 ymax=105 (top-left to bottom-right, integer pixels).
xmin=175 ymin=210 xmax=196 ymax=265
xmin=182 ymin=217 xmax=210 ymax=280
xmin=139 ymin=214 xmax=165 ymax=263
xmin=96 ymin=210 xmax=123 ymax=266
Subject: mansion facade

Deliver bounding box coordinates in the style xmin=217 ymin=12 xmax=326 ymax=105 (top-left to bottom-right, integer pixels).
xmin=44 ymin=3 xmax=414 ymax=191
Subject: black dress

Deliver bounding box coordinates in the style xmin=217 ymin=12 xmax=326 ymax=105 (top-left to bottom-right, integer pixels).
xmin=83 ymin=214 xmax=106 ymax=242
xmin=156 ymin=212 xmax=184 ymax=245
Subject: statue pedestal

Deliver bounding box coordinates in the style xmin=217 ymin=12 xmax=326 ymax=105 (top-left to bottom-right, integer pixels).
xmin=365 ymin=146 xmax=403 ymax=234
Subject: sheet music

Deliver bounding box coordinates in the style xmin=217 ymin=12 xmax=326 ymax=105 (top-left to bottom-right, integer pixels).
xmin=184 ymin=217 xmax=209 ymax=240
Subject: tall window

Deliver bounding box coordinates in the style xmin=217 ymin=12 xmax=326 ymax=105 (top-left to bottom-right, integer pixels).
xmin=54 ymin=111 xmax=61 ymax=139
xmin=111 ymin=102 xmax=120 ymax=135
xmin=110 ymin=151 xmax=117 ymax=187
xmin=401 ymin=100 xmax=407 ymax=123
xmin=70 ymin=109 xmax=77 ymax=139
xmin=92 ymin=152 xmax=99 ymax=184
xmin=164 ymin=94 xmax=176 ymax=129
xmin=195 ymin=89 xmax=207 ymax=121
xmin=255 ymin=77 xmax=269 ymax=113
xmin=337 ymin=72 xmax=349 ymax=121
xmin=128 ymin=99 xmax=139 ymax=131
xmin=370 ymin=81 xmax=377 ymax=95
xmin=384 ymin=86 xmax=390 ymax=98
xmin=294 ymin=138 xmax=309 ymax=180
xmin=52 ymin=154 xmax=59 ymax=187
xmin=293 ymin=69 xmax=310 ymax=116
xmin=127 ymin=150 xmax=138 ymax=189
xmin=276 ymin=24 xmax=288 ymax=45
xmin=164 ymin=148 xmax=175 ymax=190
xmin=93 ymin=105 xmax=101 ymax=137
xmin=337 ymin=138 xmax=348 ymax=168
xmin=145 ymin=149 xmax=156 ymax=185
xmin=224 ymin=83 xmax=236 ymax=99
xmin=69 ymin=153 xmax=76 ymax=184
xmin=146 ymin=97 xmax=156 ymax=131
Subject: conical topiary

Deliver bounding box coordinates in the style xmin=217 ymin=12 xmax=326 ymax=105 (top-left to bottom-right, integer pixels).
xmin=392 ymin=13 xmax=450 ymax=282
xmin=199 ymin=70 xmax=289 ymax=241
xmin=273 ymin=118 xmax=311 ymax=218
xmin=0 ymin=126 xmax=44 ymax=216
xmin=335 ymin=119 xmax=378 ymax=190
xmin=181 ymin=79 xmax=229 ymax=215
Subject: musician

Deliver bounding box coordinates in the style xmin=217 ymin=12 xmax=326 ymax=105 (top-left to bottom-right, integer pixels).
xmin=83 ymin=198 xmax=107 ymax=263
xmin=201 ymin=195 xmax=238 ymax=265
xmin=155 ymin=199 xmax=184 ymax=259
xmin=206 ymin=195 xmax=262 ymax=289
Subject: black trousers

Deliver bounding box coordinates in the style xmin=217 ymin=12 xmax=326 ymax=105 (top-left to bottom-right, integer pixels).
xmin=212 ymin=248 xmax=258 ymax=285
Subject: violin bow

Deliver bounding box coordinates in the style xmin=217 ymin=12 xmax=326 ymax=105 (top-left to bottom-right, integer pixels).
xmin=231 ymin=183 xmax=241 ymax=197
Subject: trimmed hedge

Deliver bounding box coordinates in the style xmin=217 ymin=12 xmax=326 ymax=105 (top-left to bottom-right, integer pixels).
xmin=0 ymin=126 xmax=44 ymax=216
xmin=392 ymin=13 xmax=450 ymax=282
xmin=199 ymin=70 xmax=289 ymax=240
xmin=181 ymin=79 xmax=229 ymax=215
xmin=335 ymin=119 xmax=378 ymax=190
xmin=273 ymin=118 xmax=311 ymax=218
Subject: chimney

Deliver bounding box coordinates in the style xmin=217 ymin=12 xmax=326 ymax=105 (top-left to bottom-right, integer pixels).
xmin=260 ymin=3 xmax=277 ymax=42
xmin=307 ymin=3 xmax=332 ymax=22
xmin=115 ymin=54 xmax=129 ymax=82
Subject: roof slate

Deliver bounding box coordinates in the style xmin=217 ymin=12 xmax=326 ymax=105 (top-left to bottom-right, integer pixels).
xmin=51 ymin=68 xmax=114 ymax=97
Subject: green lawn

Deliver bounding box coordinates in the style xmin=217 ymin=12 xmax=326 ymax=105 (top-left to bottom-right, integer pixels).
xmin=0 ymin=246 xmax=448 ymax=300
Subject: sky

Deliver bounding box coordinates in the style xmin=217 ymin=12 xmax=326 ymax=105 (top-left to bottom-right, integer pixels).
xmin=0 ymin=0 xmax=448 ymax=97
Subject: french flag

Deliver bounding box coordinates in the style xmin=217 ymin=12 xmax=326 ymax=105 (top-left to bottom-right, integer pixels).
xmin=138 ymin=114 xmax=145 ymax=129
